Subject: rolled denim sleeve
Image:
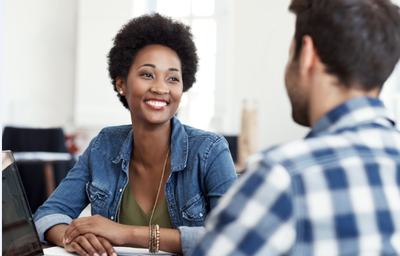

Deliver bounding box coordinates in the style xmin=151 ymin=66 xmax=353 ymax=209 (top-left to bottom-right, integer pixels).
xmin=33 ymin=138 xmax=95 ymax=243
xmin=35 ymin=214 xmax=72 ymax=243
xmin=178 ymin=226 xmax=205 ymax=255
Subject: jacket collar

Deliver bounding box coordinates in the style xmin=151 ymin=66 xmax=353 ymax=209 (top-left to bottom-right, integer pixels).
xmin=118 ymin=129 xmax=133 ymax=164
xmin=118 ymin=116 xmax=188 ymax=172
xmin=307 ymin=97 xmax=395 ymax=138
xmin=170 ymin=116 xmax=188 ymax=172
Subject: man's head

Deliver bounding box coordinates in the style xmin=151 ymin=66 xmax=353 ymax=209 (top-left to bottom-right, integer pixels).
xmin=285 ymin=0 xmax=400 ymax=126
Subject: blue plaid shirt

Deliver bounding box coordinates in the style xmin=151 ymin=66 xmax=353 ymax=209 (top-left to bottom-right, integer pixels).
xmin=189 ymin=97 xmax=400 ymax=256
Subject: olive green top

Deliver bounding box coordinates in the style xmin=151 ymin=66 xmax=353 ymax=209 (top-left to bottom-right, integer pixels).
xmin=119 ymin=181 xmax=174 ymax=229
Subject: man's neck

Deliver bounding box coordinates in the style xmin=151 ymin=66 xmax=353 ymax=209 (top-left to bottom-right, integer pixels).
xmin=308 ymin=75 xmax=380 ymax=126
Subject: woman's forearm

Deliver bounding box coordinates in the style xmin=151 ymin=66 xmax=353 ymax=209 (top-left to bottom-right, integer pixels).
xmin=127 ymin=226 xmax=182 ymax=254
xmin=45 ymin=224 xmax=69 ymax=247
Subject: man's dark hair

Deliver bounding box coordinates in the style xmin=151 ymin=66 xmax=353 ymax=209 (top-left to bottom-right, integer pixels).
xmin=108 ymin=13 xmax=199 ymax=109
xmin=289 ymin=0 xmax=400 ymax=90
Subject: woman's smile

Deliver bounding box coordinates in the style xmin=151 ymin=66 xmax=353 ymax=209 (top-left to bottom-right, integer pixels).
xmin=144 ymin=98 xmax=169 ymax=110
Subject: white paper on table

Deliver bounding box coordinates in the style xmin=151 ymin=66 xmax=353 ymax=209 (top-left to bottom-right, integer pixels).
xmin=44 ymin=246 xmax=176 ymax=256
xmin=43 ymin=246 xmax=77 ymax=256
xmin=13 ymin=152 xmax=72 ymax=162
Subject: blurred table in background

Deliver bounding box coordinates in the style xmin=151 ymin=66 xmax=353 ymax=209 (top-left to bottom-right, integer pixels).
xmin=13 ymin=152 xmax=72 ymax=197
xmin=2 ymin=127 xmax=75 ymax=214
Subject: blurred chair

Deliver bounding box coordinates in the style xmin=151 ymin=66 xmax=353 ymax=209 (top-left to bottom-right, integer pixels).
xmin=237 ymin=100 xmax=258 ymax=167
xmin=223 ymin=135 xmax=238 ymax=164
xmin=2 ymin=127 xmax=74 ymax=214
xmin=223 ymin=135 xmax=247 ymax=177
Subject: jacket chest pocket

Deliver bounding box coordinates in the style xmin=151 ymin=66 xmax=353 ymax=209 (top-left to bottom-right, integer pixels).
xmin=86 ymin=182 xmax=110 ymax=216
xmin=181 ymin=194 xmax=206 ymax=225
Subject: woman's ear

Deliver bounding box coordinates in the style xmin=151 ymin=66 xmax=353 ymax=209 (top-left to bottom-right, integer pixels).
xmin=116 ymin=77 xmax=125 ymax=95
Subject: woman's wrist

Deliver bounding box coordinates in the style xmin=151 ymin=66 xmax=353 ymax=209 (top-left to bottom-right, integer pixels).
xmin=121 ymin=225 xmax=151 ymax=247
xmin=45 ymin=224 xmax=68 ymax=247
xmin=122 ymin=224 xmax=138 ymax=245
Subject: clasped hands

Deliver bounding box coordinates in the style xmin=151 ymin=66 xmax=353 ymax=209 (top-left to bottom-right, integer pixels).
xmin=62 ymin=215 xmax=131 ymax=256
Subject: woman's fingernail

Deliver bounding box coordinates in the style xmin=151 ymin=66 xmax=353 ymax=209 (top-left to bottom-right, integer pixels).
xmin=112 ymin=253 xmax=117 ymax=256
xmin=94 ymin=253 xmax=99 ymax=256
xmin=102 ymin=253 xmax=107 ymax=256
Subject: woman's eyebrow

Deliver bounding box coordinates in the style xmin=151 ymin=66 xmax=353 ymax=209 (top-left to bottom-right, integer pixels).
xmin=169 ymin=68 xmax=180 ymax=72
xmin=137 ymin=63 xmax=156 ymax=69
xmin=137 ymin=64 xmax=179 ymax=72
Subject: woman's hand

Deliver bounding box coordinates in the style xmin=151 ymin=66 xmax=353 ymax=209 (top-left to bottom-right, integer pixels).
xmin=64 ymin=215 xmax=131 ymax=245
xmin=64 ymin=233 xmax=116 ymax=256
xmin=63 ymin=215 xmax=182 ymax=254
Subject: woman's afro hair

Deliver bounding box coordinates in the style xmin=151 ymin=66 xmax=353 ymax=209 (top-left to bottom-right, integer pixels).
xmin=108 ymin=13 xmax=199 ymax=109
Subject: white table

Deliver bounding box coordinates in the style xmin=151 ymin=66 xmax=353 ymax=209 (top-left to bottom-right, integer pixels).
xmin=13 ymin=152 xmax=72 ymax=197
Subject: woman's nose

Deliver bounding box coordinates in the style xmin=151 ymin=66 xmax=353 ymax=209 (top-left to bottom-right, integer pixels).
xmin=150 ymin=82 xmax=169 ymax=94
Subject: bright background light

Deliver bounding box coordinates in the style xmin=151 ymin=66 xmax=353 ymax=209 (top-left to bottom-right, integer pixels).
xmin=2 ymin=0 xmax=399 ymax=155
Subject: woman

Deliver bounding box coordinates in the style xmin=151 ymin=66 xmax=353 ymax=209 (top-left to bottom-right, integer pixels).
xmin=33 ymin=13 xmax=237 ymax=256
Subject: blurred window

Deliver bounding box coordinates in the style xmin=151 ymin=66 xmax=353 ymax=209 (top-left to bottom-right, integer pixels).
xmin=380 ymin=61 xmax=400 ymax=130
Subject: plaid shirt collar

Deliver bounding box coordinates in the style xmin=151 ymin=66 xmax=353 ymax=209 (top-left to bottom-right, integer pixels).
xmin=307 ymin=96 xmax=395 ymax=138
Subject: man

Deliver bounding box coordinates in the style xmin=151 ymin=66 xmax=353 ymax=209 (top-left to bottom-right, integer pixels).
xmin=189 ymin=0 xmax=400 ymax=255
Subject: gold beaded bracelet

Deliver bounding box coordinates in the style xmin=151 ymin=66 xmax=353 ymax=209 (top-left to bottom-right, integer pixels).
xmin=149 ymin=225 xmax=154 ymax=253
xmin=149 ymin=224 xmax=160 ymax=253
xmin=155 ymin=225 xmax=160 ymax=253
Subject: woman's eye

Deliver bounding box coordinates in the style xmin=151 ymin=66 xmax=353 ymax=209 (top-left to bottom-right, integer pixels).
xmin=169 ymin=77 xmax=180 ymax=82
xmin=140 ymin=73 xmax=153 ymax=78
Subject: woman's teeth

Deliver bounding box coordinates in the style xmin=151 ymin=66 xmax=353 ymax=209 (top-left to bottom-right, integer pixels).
xmin=145 ymin=101 xmax=167 ymax=107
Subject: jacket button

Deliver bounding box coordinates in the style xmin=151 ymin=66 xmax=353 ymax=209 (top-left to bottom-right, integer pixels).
xmin=119 ymin=188 xmax=123 ymax=192
xmin=90 ymin=194 xmax=93 ymax=199
xmin=123 ymin=160 xmax=127 ymax=165
xmin=199 ymin=213 xmax=203 ymax=217
xmin=170 ymin=205 xmax=174 ymax=209
xmin=111 ymin=216 xmax=114 ymax=220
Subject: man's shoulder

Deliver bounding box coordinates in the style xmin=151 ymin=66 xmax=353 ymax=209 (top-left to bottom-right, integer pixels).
xmin=256 ymin=134 xmax=354 ymax=173
xmin=258 ymin=138 xmax=314 ymax=164
xmin=257 ymin=127 xmax=400 ymax=175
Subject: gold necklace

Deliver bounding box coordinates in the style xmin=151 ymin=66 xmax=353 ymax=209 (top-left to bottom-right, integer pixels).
xmin=148 ymin=147 xmax=170 ymax=226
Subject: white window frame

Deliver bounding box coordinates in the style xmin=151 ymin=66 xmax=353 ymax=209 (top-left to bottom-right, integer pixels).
xmin=380 ymin=61 xmax=400 ymax=130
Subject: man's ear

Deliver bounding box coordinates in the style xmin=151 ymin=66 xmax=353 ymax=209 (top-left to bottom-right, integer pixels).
xmin=299 ymin=35 xmax=316 ymax=77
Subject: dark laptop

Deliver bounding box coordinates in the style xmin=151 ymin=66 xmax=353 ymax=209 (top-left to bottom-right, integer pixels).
xmin=2 ymin=150 xmax=44 ymax=256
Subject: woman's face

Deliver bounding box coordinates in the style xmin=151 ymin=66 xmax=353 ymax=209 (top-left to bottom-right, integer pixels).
xmin=117 ymin=44 xmax=183 ymax=126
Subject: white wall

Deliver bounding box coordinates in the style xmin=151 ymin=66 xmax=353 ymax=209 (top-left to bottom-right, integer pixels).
xmin=2 ymin=0 xmax=77 ymax=128
xmin=3 ymin=0 xmax=397 ymax=154
xmin=224 ymin=0 xmax=309 ymax=150
xmin=74 ymin=0 xmax=132 ymax=128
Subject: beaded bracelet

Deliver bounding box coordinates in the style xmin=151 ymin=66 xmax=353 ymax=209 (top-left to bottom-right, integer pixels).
xmin=149 ymin=224 xmax=154 ymax=253
xmin=149 ymin=224 xmax=160 ymax=253
xmin=155 ymin=225 xmax=160 ymax=253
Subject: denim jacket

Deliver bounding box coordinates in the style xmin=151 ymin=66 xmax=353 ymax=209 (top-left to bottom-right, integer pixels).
xmin=33 ymin=116 xmax=237 ymax=255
